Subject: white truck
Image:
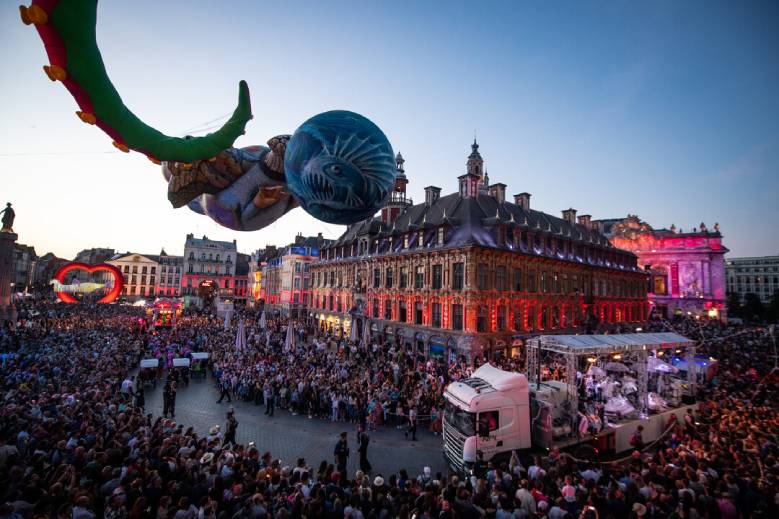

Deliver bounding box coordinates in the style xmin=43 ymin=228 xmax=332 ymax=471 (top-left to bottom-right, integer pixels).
xmin=443 ymin=362 xmax=698 ymax=473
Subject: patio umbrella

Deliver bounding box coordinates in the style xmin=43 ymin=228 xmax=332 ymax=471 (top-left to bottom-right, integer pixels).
xmin=259 ymin=311 xmax=266 ymax=330
xmin=604 ymin=362 xmax=630 ymax=373
xmin=235 ymin=319 xmax=246 ymax=352
xmin=284 ymin=321 xmax=295 ymax=352
xmin=362 ymin=318 xmax=371 ymax=346
xmin=586 ymin=365 xmax=607 ymax=378
xmin=349 ymin=319 xmax=358 ymax=342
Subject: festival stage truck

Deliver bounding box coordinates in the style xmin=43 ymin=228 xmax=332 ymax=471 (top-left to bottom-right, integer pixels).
xmin=442 ymin=333 xmax=706 ymax=473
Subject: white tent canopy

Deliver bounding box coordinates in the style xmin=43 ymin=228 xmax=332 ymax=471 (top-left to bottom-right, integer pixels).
xmin=529 ymin=332 xmax=693 ymax=355
xmin=140 ymin=359 xmax=159 ymax=368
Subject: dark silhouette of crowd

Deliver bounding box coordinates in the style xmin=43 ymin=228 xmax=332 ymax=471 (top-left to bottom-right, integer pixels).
xmin=1 ymin=300 xmax=777 ymax=518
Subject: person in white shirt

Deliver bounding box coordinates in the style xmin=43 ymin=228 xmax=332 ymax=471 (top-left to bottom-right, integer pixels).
xmin=120 ymin=376 xmax=134 ymax=395
xmin=514 ymin=481 xmax=536 ymax=516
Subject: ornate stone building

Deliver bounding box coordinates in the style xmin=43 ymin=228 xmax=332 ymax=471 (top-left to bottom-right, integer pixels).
xmin=595 ymin=216 xmax=727 ymax=320
xmin=259 ymin=234 xmax=331 ymax=318
xmin=182 ymin=234 xmax=238 ymax=307
xmin=310 ymin=143 xmax=648 ymax=361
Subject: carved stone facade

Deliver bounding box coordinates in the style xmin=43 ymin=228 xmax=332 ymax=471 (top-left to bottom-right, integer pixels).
xmin=596 ymin=215 xmax=728 ymax=320
xmin=310 ymin=144 xmax=648 ymax=361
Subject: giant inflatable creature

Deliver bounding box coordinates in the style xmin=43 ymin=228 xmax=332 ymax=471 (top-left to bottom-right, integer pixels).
xmin=21 ymin=0 xmax=396 ymax=230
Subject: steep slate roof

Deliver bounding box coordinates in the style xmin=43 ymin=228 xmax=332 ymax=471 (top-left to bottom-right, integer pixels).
xmin=327 ymin=192 xmax=613 ymax=250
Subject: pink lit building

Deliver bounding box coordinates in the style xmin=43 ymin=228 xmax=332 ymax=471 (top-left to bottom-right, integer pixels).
xmin=596 ymin=216 xmax=728 ymax=320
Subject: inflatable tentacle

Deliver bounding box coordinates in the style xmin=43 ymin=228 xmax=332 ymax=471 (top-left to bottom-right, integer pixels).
xmin=21 ymin=0 xmax=252 ymax=163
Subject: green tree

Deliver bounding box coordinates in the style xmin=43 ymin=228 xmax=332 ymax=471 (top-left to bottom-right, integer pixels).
xmin=726 ymin=291 xmax=742 ymax=318
xmin=743 ymin=292 xmax=765 ymax=322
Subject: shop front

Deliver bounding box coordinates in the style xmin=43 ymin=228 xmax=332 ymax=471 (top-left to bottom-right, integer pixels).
xmin=428 ymin=335 xmax=448 ymax=362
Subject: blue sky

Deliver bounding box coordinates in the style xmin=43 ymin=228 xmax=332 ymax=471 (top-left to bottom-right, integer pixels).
xmin=2 ymin=0 xmax=777 ymax=258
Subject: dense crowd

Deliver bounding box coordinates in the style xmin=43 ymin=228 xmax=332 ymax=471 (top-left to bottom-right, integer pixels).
xmin=1 ymin=299 xmax=777 ymax=518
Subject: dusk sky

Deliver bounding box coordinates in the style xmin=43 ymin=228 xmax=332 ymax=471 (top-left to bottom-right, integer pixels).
xmin=2 ymin=0 xmax=777 ymax=259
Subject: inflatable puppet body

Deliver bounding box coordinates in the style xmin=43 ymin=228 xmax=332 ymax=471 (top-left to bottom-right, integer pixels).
xmin=21 ymin=0 xmax=396 ymax=230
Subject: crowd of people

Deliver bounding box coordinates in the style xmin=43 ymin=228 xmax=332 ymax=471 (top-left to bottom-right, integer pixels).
xmin=1 ymin=297 xmax=777 ymax=518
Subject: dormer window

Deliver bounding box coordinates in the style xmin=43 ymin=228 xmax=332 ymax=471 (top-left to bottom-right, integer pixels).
xmin=418 ymin=231 xmax=424 ymax=247
xmin=404 ymin=234 xmax=409 ymax=248
xmin=437 ymin=227 xmax=444 ymax=246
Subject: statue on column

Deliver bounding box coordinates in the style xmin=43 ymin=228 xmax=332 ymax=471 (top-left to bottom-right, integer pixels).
xmin=0 ymin=203 xmax=14 ymax=233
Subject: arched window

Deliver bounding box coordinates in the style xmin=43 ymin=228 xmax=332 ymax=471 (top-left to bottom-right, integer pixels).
xmin=477 ymin=305 xmax=489 ymax=332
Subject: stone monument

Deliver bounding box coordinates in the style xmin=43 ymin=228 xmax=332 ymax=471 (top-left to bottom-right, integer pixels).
xmin=0 ymin=203 xmax=18 ymax=326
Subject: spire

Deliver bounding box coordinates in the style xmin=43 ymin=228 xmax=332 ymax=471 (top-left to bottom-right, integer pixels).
xmin=466 ymin=139 xmax=483 ymax=177
xmin=395 ymin=151 xmax=405 ymax=177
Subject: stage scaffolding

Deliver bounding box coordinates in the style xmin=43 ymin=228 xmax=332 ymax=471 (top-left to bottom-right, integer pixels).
xmin=527 ymin=332 xmax=696 ymax=418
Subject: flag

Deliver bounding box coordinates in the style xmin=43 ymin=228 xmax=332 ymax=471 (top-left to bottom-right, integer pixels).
xmin=284 ymin=321 xmax=295 ymax=352
xmin=235 ymin=319 xmax=246 ymax=352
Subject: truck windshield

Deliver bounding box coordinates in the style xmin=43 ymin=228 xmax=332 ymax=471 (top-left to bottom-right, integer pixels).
xmin=445 ymin=401 xmax=475 ymax=436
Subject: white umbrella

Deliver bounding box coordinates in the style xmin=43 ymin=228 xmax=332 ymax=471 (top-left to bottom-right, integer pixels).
xmin=284 ymin=321 xmax=295 ymax=352
xmin=235 ymin=319 xmax=246 ymax=352
xmin=586 ymin=365 xmax=606 ymax=378
xmin=259 ymin=311 xmax=266 ymax=330
xmin=604 ymin=362 xmax=630 ymax=373
xmin=362 ymin=318 xmax=371 ymax=346
xmin=648 ymin=356 xmax=678 ymax=373
xmin=349 ymin=319 xmax=358 ymax=342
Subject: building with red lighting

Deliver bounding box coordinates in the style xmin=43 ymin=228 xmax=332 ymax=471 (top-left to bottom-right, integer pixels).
xmin=182 ymin=234 xmax=238 ymax=307
xmin=259 ymin=233 xmax=332 ymax=318
xmin=595 ymin=216 xmax=727 ymax=320
xmin=310 ymin=143 xmax=649 ymax=361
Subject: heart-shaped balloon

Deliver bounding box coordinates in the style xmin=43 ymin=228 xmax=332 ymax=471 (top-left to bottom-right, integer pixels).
xmin=52 ymin=262 xmax=124 ymax=303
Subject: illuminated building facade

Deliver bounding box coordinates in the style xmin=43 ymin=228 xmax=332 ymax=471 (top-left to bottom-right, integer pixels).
xmin=182 ymin=234 xmax=238 ymax=307
xmin=248 ymin=246 xmax=276 ymax=309
xmin=596 ymin=216 xmax=727 ymax=320
xmin=310 ymin=143 xmax=648 ymax=361
xmin=108 ymin=253 xmax=160 ymax=299
xmin=260 ymin=233 xmax=331 ymax=318
xmin=157 ymin=249 xmax=183 ymax=297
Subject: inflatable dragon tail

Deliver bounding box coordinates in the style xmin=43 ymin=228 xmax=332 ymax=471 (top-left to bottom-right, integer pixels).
xmin=20 ymin=0 xmax=252 ymax=164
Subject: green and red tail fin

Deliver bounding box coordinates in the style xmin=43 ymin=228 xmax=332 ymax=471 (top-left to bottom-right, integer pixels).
xmin=21 ymin=0 xmax=252 ymax=164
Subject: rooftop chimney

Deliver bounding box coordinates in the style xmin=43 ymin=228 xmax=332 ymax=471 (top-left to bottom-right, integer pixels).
xmin=489 ymin=183 xmax=506 ymax=204
xmin=562 ymin=208 xmax=577 ymax=224
xmin=514 ymin=192 xmax=531 ymax=210
xmin=458 ymin=174 xmax=480 ymax=198
xmin=577 ymin=214 xmax=592 ymax=229
xmin=424 ymin=186 xmax=441 ymax=206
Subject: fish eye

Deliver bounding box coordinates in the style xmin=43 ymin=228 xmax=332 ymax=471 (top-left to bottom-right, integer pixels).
xmin=324 ymin=163 xmax=345 ymax=176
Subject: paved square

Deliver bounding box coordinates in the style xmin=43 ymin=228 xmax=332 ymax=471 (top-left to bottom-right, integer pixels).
xmin=142 ymin=375 xmax=450 ymax=478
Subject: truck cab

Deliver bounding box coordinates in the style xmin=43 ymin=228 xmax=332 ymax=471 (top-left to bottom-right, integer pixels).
xmin=442 ymin=364 xmax=531 ymax=472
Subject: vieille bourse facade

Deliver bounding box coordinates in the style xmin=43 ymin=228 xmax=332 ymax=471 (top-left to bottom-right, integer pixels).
xmin=310 ymin=142 xmax=648 ymax=362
